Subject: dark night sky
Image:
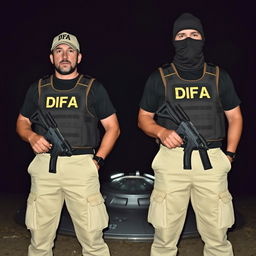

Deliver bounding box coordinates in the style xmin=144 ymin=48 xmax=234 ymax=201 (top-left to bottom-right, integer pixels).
xmin=1 ymin=1 xmax=255 ymax=195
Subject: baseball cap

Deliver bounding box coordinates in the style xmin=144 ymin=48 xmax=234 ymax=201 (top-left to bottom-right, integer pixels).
xmin=51 ymin=32 xmax=80 ymax=52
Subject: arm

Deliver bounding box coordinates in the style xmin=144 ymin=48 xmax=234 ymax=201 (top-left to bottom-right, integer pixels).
xmin=224 ymin=106 xmax=243 ymax=161
xmin=94 ymin=113 xmax=120 ymax=162
xmin=16 ymin=113 xmax=51 ymax=153
xmin=138 ymin=108 xmax=183 ymax=148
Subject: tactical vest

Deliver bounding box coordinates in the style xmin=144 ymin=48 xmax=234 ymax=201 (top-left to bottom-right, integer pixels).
xmin=34 ymin=74 xmax=100 ymax=149
xmin=157 ymin=63 xmax=225 ymax=141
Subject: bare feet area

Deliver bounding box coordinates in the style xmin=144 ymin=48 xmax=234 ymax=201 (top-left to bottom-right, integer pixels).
xmin=0 ymin=193 xmax=255 ymax=256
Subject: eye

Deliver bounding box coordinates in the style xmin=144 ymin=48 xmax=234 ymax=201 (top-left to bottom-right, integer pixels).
xmin=191 ymin=32 xmax=200 ymax=38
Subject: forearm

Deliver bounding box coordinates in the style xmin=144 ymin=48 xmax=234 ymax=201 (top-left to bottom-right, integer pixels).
xmin=16 ymin=117 xmax=36 ymax=143
xmin=225 ymin=106 xmax=243 ymax=153
xmin=138 ymin=109 xmax=183 ymax=148
xmin=95 ymin=127 xmax=120 ymax=159
xmin=16 ymin=114 xmax=51 ymax=153
xmin=138 ymin=114 xmax=166 ymax=139
xmin=226 ymin=116 xmax=243 ymax=152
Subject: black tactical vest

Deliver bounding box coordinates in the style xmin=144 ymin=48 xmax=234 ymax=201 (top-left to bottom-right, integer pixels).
xmin=156 ymin=63 xmax=225 ymax=141
xmin=34 ymin=74 xmax=100 ymax=149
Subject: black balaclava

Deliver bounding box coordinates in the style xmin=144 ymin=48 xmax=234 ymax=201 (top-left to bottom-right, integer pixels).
xmin=172 ymin=13 xmax=205 ymax=71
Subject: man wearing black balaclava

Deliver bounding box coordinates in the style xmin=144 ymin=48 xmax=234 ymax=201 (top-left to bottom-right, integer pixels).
xmin=138 ymin=13 xmax=242 ymax=256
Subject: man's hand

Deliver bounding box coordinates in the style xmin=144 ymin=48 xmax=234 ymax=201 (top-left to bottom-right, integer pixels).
xmin=158 ymin=128 xmax=183 ymax=149
xmin=138 ymin=108 xmax=183 ymax=148
xmin=28 ymin=133 xmax=52 ymax=153
xmin=226 ymin=155 xmax=233 ymax=163
xmin=16 ymin=114 xmax=52 ymax=153
xmin=92 ymin=160 xmax=100 ymax=170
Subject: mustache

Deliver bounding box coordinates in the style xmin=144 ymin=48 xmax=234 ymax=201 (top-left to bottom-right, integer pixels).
xmin=60 ymin=60 xmax=71 ymax=64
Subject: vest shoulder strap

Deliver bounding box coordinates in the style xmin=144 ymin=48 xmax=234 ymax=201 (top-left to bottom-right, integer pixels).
xmin=158 ymin=63 xmax=175 ymax=98
xmin=39 ymin=75 xmax=51 ymax=86
xmin=205 ymin=63 xmax=220 ymax=93
xmin=205 ymin=63 xmax=218 ymax=74
xmin=77 ymin=74 xmax=97 ymax=117
xmin=78 ymin=74 xmax=95 ymax=86
xmin=160 ymin=63 xmax=175 ymax=77
xmin=38 ymin=75 xmax=52 ymax=103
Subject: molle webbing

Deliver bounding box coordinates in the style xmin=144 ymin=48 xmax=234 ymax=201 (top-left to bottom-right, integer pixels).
xmin=35 ymin=74 xmax=100 ymax=148
xmin=156 ymin=63 xmax=225 ymax=141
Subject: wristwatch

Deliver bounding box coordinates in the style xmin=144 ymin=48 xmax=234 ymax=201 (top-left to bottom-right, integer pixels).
xmin=225 ymin=151 xmax=236 ymax=160
xmin=93 ymin=155 xmax=105 ymax=168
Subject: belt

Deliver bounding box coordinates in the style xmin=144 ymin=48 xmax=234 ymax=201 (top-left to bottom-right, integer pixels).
xmin=59 ymin=148 xmax=95 ymax=156
xmin=181 ymin=141 xmax=222 ymax=149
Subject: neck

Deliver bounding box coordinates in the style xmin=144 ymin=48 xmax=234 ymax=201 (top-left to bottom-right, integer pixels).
xmin=55 ymin=70 xmax=79 ymax=80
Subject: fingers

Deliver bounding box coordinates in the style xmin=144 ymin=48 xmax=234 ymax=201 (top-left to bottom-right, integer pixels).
xmin=29 ymin=134 xmax=52 ymax=153
xmin=159 ymin=129 xmax=183 ymax=149
xmin=93 ymin=160 xmax=100 ymax=170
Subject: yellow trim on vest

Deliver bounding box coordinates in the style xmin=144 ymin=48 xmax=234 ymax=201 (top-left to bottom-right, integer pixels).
xmin=158 ymin=67 xmax=167 ymax=98
xmin=165 ymin=73 xmax=176 ymax=77
xmin=171 ymin=62 xmax=207 ymax=82
xmin=85 ymin=78 xmax=96 ymax=118
xmin=216 ymin=66 xmax=220 ymax=94
xmin=77 ymin=75 xmax=90 ymax=87
xmin=38 ymin=79 xmax=42 ymax=104
xmin=38 ymin=78 xmax=51 ymax=104
xmin=48 ymin=74 xmax=84 ymax=92
xmin=205 ymin=71 xmax=216 ymax=76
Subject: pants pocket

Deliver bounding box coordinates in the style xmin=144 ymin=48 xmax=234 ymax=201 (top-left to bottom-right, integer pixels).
xmin=148 ymin=189 xmax=167 ymax=229
xmin=25 ymin=193 xmax=38 ymax=230
xmin=218 ymin=190 xmax=235 ymax=228
xmin=87 ymin=193 xmax=109 ymax=231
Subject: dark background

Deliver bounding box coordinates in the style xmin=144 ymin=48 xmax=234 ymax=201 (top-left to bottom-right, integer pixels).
xmin=2 ymin=1 xmax=255 ymax=196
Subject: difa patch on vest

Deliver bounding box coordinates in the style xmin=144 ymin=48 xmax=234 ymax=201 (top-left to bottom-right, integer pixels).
xmin=44 ymin=96 xmax=79 ymax=108
xmin=174 ymin=86 xmax=211 ymax=99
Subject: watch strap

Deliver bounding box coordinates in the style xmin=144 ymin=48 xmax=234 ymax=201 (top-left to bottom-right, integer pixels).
xmin=93 ymin=155 xmax=104 ymax=168
xmin=225 ymin=151 xmax=236 ymax=159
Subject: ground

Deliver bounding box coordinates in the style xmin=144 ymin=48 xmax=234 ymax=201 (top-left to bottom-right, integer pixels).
xmin=0 ymin=193 xmax=255 ymax=256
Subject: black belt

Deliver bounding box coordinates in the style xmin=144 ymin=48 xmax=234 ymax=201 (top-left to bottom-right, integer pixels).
xmin=181 ymin=141 xmax=222 ymax=149
xmin=59 ymin=148 xmax=95 ymax=156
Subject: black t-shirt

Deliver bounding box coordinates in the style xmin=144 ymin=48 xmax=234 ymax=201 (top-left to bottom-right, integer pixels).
xmin=20 ymin=75 xmax=116 ymax=119
xmin=140 ymin=66 xmax=241 ymax=112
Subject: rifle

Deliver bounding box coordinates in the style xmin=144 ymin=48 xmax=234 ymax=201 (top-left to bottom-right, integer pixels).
xmin=30 ymin=108 xmax=73 ymax=173
xmin=156 ymin=102 xmax=212 ymax=170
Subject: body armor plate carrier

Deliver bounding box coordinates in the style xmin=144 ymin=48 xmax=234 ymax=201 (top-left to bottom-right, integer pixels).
xmin=33 ymin=74 xmax=100 ymax=149
xmin=156 ymin=63 xmax=225 ymax=141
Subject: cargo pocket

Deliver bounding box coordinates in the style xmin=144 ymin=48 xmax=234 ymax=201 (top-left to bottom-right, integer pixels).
xmin=148 ymin=189 xmax=167 ymax=229
xmin=25 ymin=193 xmax=38 ymax=230
xmin=218 ymin=191 xmax=235 ymax=229
xmin=87 ymin=193 xmax=109 ymax=231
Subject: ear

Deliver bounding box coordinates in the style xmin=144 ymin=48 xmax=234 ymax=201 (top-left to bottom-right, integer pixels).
xmin=49 ymin=54 xmax=54 ymax=64
xmin=77 ymin=53 xmax=82 ymax=64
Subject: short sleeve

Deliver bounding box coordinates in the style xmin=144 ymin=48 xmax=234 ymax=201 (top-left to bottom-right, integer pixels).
xmin=218 ymin=69 xmax=241 ymax=111
xmin=87 ymin=80 xmax=116 ymax=120
xmin=20 ymin=81 xmax=39 ymax=118
xmin=139 ymin=70 xmax=165 ymax=113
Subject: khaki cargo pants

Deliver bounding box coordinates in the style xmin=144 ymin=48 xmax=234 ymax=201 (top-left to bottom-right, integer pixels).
xmin=148 ymin=145 xmax=234 ymax=256
xmin=25 ymin=154 xmax=110 ymax=256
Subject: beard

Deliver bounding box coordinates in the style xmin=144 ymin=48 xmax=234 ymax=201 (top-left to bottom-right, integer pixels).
xmin=54 ymin=58 xmax=78 ymax=75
